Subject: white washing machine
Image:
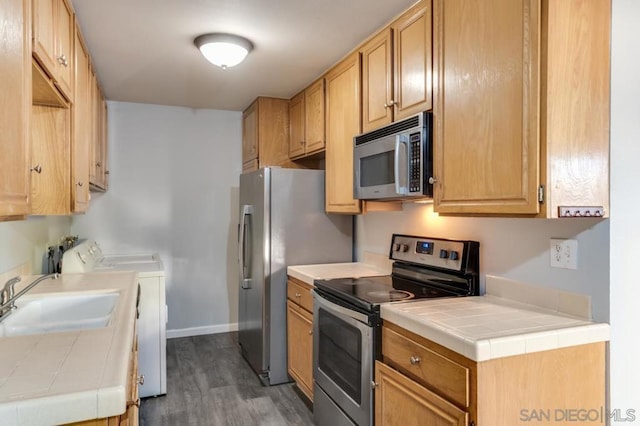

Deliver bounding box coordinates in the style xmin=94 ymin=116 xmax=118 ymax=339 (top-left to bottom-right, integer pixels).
xmin=62 ymin=240 xmax=167 ymax=398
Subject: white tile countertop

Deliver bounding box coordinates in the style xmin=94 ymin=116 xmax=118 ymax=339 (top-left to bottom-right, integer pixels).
xmin=381 ymin=276 xmax=610 ymax=362
xmin=287 ymin=262 xmax=389 ymax=286
xmin=0 ymin=271 xmax=138 ymax=426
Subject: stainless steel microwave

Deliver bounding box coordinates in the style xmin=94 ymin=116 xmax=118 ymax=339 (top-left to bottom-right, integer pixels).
xmin=354 ymin=111 xmax=432 ymax=200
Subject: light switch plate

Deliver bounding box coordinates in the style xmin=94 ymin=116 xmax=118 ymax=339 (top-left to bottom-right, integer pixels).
xmin=550 ymin=238 xmax=578 ymax=270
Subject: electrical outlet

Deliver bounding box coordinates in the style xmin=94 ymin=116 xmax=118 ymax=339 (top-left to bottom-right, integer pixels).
xmin=550 ymin=238 xmax=578 ymax=270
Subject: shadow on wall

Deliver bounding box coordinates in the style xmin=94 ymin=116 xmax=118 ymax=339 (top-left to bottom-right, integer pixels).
xmin=226 ymin=186 xmax=240 ymax=326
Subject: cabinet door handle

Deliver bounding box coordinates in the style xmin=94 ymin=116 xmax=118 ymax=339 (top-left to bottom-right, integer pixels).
xmin=409 ymin=355 xmax=421 ymax=365
xmin=57 ymin=54 xmax=68 ymax=67
xmin=30 ymin=165 xmax=42 ymax=174
xmin=295 ymin=293 xmax=301 ymax=298
xmin=77 ymin=181 xmax=83 ymax=187
xmin=137 ymin=374 xmax=145 ymax=385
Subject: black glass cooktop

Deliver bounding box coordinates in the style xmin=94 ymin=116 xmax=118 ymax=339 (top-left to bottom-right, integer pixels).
xmin=314 ymin=273 xmax=461 ymax=312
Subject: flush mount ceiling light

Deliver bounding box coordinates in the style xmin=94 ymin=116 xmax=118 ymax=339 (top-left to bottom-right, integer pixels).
xmin=194 ymin=33 xmax=253 ymax=70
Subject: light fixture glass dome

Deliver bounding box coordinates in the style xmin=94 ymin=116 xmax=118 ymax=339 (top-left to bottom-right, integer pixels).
xmin=194 ymin=33 xmax=253 ymax=70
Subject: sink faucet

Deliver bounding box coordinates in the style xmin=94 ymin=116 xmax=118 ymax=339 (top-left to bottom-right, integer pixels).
xmin=1 ymin=276 xmax=21 ymax=313
xmin=0 ymin=273 xmax=58 ymax=319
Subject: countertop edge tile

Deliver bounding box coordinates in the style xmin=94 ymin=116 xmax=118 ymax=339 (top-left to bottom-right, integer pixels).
xmin=15 ymin=391 xmax=98 ymax=426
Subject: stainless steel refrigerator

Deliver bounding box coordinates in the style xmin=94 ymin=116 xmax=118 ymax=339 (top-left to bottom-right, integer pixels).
xmin=238 ymin=167 xmax=353 ymax=385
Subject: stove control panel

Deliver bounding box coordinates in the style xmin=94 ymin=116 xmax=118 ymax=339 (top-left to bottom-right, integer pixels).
xmin=389 ymin=234 xmax=478 ymax=273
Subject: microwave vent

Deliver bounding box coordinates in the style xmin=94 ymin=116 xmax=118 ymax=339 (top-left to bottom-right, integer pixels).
xmin=355 ymin=113 xmax=423 ymax=146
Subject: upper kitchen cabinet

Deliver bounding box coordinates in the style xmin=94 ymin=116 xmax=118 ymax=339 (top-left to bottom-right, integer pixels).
xmin=0 ymin=0 xmax=32 ymax=219
xmin=71 ymin=25 xmax=90 ymax=212
xmin=289 ymin=78 xmax=326 ymax=160
xmin=325 ymin=52 xmax=362 ymax=214
xmin=432 ymin=0 xmax=610 ymax=217
xmin=30 ymin=101 xmax=72 ymax=215
xmin=32 ymin=0 xmax=74 ymax=101
xmin=242 ymin=97 xmax=297 ymax=173
xmin=361 ymin=0 xmax=432 ymax=133
xmin=89 ymin=68 xmax=109 ymax=191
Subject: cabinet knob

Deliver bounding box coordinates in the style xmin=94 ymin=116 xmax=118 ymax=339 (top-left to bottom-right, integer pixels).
xmin=410 ymin=355 xmax=421 ymax=365
xmin=30 ymin=165 xmax=42 ymax=174
xmin=383 ymin=100 xmax=396 ymax=108
xmin=371 ymin=380 xmax=379 ymax=389
xmin=428 ymin=176 xmax=437 ymax=185
xmin=77 ymin=181 xmax=83 ymax=187
xmin=137 ymin=374 xmax=145 ymax=385
xmin=308 ymin=329 xmax=313 ymax=335
xmin=295 ymin=293 xmax=301 ymax=298
xmin=300 ymin=141 xmax=305 ymax=145
xmin=96 ymin=161 xmax=102 ymax=167
xmin=57 ymin=54 xmax=68 ymax=67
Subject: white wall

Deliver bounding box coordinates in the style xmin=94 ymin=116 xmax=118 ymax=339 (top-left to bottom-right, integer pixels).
xmin=610 ymin=0 xmax=640 ymax=418
xmin=0 ymin=216 xmax=71 ymax=275
xmin=71 ymin=101 xmax=242 ymax=336
xmin=357 ymin=206 xmax=610 ymax=321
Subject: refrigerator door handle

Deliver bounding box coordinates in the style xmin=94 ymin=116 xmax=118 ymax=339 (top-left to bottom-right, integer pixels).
xmin=239 ymin=204 xmax=253 ymax=289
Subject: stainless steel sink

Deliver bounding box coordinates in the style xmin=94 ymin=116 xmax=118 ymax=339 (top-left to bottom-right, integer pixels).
xmin=0 ymin=292 xmax=119 ymax=337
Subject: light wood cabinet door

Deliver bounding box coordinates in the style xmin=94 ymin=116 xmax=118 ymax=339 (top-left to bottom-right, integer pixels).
xmin=324 ymin=52 xmax=362 ymax=214
xmin=286 ymin=300 xmax=313 ymax=401
xmin=288 ymin=91 xmax=305 ymax=158
xmin=30 ymin=104 xmax=71 ymax=215
xmin=361 ymin=28 xmax=393 ymax=133
xmin=32 ymin=0 xmax=74 ymax=101
xmin=71 ymin=26 xmax=90 ymax=212
xmin=432 ymin=0 xmax=540 ymax=214
xmin=32 ymin=0 xmax=57 ymax=73
xmin=88 ymin=68 xmax=109 ymax=191
xmin=242 ymin=100 xmax=258 ymax=165
xmin=289 ymin=79 xmax=326 ymax=160
xmin=375 ymin=361 xmax=468 ymax=426
xmin=0 ymin=0 xmax=31 ymax=218
xmin=393 ymin=0 xmax=432 ymax=120
xmin=55 ymin=0 xmax=73 ymax=98
xmin=304 ymin=78 xmax=325 ymax=154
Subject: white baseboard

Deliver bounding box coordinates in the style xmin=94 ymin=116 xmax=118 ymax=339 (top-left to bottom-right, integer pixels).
xmin=167 ymin=322 xmax=239 ymax=339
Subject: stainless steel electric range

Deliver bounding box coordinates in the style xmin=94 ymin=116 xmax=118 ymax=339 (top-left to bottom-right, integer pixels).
xmin=312 ymin=234 xmax=480 ymax=426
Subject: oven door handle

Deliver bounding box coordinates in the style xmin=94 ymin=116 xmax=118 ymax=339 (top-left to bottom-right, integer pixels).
xmin=313 ymin=290 xmax=370 ymax=325
xmin=394 ymin=135 xmax=409 ymax=195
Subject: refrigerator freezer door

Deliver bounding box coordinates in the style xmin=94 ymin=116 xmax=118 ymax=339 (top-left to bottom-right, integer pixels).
xmin=238 ymin=169 xmax=269 ymax=380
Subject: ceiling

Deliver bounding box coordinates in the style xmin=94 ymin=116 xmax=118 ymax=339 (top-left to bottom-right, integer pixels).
xmin=70 ymin=0 xmax=417 ymax=112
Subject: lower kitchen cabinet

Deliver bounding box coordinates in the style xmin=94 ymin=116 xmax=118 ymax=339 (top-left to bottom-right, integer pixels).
xmin=378 ymin=322 xmax=605 ymax=426
xmin=286 ymin=277 xmax=314 ymax=401
xmin=375 ymin=362 xmax=467 ymax=426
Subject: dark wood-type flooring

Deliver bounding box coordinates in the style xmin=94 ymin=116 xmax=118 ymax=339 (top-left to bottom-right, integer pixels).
xmin=140 ymin=332 xmax=314 ymax=426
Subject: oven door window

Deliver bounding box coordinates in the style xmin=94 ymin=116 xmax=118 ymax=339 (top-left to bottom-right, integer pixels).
xmin=360 ymin=151 xmax=394 ymax=187
xmin=317 ymin=308 xmax=362 ymax=403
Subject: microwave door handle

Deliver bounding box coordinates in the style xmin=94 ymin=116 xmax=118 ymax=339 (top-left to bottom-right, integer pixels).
xmin=394 ymin=135 xmax=409 ymax=195
xmin=239 ymin=204 xmax=253 ymax=289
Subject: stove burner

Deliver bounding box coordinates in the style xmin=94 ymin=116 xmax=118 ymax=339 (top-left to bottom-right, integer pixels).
xmin=367 ymin=289 xmax=414 ymax=301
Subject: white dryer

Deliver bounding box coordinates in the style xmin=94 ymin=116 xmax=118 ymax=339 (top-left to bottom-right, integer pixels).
xmin=62 ymin=240 xmax=167 ymax=398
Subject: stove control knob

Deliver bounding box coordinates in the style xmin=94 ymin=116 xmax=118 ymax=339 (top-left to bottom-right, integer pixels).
xmin=400 ymin=244 xmax=409 ymax=252
xmin=439 ymin=249 xmax=449 ymax=259
xmin=393 ymin=243 xmax=401 ymax=252
xmin=449 ymin=251 xmax=459 ymax=261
